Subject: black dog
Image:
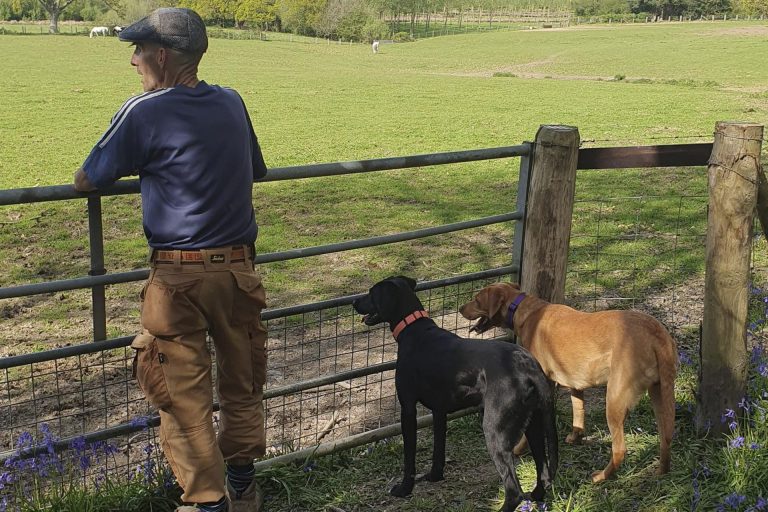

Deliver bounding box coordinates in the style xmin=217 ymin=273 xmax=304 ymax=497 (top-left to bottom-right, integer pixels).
xmin=352 ymin=276 xmax=558 ymax=511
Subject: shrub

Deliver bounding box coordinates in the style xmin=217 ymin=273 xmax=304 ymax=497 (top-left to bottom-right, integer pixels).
xmin=392 ymin=31 xmax=411 ymax=42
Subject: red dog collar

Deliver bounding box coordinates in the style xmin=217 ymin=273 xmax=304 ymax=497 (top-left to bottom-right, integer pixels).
xmin=392 ymin=310 xmax=429 ymax=340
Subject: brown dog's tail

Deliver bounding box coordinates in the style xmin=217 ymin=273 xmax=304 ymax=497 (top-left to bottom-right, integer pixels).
xmin=650 ymin=329 xmax=677 ymax=474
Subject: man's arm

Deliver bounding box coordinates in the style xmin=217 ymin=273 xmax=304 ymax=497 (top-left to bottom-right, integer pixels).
xmin=74 ymin=168 xmax=97 ymax=192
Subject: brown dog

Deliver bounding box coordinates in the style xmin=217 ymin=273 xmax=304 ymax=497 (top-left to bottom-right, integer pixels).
xmin=459 ymin=282 xmax=677 ymax=482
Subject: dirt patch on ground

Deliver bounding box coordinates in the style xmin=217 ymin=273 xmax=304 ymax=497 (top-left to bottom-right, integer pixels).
xmin=704 ymin=26 xmax=768 ymax=37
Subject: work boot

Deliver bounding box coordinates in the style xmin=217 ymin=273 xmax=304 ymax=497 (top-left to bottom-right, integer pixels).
xmin=175 ymin=499 xmax=230 ymax=512
xmin=226 ymin=476 xmax=263 ymax=512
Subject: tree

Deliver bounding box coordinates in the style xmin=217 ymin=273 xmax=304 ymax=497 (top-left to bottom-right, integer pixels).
xmin=179 ymin=0 xmax=236 ymax=25
xmin=278 ymin=0 xmax=326 ymax=35
xmin=38 ymin=0 xmax=77 ymax=32
xmin=235 ymin=0 xmax=278 ymax=28
xmin=734 ymin=0 xmax=767 ymax=15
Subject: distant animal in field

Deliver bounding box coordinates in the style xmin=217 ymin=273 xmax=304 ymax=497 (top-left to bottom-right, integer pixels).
xmin=113 ymin=26 xmax=123 ymax=35
xmin=90 ymin=26 xmax=109 ymax=37
xmin=372 ymin=40 xmax=379 ymax=53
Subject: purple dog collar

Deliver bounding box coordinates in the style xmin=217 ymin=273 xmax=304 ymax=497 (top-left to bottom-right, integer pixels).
xmin=505 ymin=294 xmax=526 ymax=327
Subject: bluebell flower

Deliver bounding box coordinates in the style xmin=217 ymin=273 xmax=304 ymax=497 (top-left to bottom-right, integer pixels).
xmin=722 ymin=492 xmax=747 ymax=509
xmin=750 ymin=442 xmax=760 ymax=450
xmin=730 ymin=436 xmax=745 ymax=448
xmin=722 ymin=409 xmax=736 ymax=422
xmin=15 ymin=432 xmax=33 ymax=450
xmin=78 ymin=454 xmax=91 ymax=472
xmin=103 ymin=442 xmax=120 ymax=457
xmin=739 ymin=397 xmax=752 ymax=413
xmin=38 ymin=423 xmax=57 ymax=455
xmin=679 ymin=350 xmax=693 ymax=366
xmin=756 ymin=496 xmax=767 ymax=510
xmin=70 ymin=436 xmax=87 ymax=454
xmin=520 ymin=501 xmax=534 ymax=512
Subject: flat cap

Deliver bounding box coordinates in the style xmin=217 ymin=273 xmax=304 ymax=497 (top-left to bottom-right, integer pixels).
xmin=119 ymin=7 xmax=208 ymax=55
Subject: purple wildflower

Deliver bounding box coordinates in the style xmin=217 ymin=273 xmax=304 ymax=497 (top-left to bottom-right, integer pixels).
xmin=756 ymin=497 xmax=767 ymax=510
xmin=722 ymin=493 xmax=747 ymax=509
xmin=520 ymin=501 xmax=534 ymax=512
xmin=679 ymin=350 xmax=693 ymax=366
xmin=730 ymin=436 xmax=745 ymax=448
xmin=739 ymin=397 xmax=752 ymax=413
xmin=751 ymin=442 xmax=760 ymax=450
xmin=78 ymin=454 xmax=92 ymax=472
xmin=15 ymin=432 xmax=33 ymax=450
xmin=70 ymin=437 xmax=87 ymax=454
xmin=722 ymin=409 xmax=736 ymax=423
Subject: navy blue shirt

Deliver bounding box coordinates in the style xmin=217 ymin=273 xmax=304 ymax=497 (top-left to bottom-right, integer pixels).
xmin=82 ymin=81 xmax=268 ymax=249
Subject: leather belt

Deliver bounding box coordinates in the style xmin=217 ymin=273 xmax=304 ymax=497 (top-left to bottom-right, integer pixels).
xmin=152 ymin=246 xmax=248 ymax=265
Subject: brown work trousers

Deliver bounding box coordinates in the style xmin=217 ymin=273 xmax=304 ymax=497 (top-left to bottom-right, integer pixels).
xmin=131 ymin=245 xmax=267 ymax=504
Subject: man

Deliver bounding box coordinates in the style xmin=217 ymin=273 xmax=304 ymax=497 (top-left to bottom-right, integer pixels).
xmin=74 ymin=8 xmax=268 ymax=512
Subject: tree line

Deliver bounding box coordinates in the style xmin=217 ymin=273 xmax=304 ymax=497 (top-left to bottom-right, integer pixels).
xmin=1 ymin=0 xmax=766 ymax=39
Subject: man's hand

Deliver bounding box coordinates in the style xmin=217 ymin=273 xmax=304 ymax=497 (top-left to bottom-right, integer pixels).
xmin=74 ymin=168 xmax=97 ymax=192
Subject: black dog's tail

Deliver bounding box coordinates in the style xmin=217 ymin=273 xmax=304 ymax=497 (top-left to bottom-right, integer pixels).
xmin=528 ymin=375 xmax=559 ymax=485
xmin=541 ymin=383 xmax=559 ymax=482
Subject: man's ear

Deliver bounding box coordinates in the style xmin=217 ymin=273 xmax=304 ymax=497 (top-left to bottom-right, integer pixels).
xmin=157 ymin=46 xmax=167 ymax=68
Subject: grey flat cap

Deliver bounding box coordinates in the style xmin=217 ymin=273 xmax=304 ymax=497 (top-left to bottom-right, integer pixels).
xmin=119 ymin=7 xmax=208 ymax=54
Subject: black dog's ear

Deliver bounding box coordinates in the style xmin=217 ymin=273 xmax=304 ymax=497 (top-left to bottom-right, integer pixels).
xmin=398 ymin=276 xmax=417 ymax=290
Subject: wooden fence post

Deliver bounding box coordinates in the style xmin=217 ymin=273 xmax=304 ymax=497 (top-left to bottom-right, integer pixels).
xmin=697 ymin=121 xmax=764 ymax=434
xmin=520 ymin=125 xmax=580 ymax=303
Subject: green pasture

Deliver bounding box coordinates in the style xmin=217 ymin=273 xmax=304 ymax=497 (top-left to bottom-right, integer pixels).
xmin=1 ymin=20 xmax=766 ymax=334
xmin=2 ymin=20 xmax=768 ymax=512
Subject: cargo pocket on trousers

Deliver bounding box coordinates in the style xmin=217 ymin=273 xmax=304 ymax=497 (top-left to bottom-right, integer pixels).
xmin=141 ymin=274 xmax=206 ymax=337
xmin=131 ymin=334 xmax=172 ymax=411
xmin=231 ymin=271 xmax=267 ymax=326
xmin=252 ymin=331 xmax=267 ymax=387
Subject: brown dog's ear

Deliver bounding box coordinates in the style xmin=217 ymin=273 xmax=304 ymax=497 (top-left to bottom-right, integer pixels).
xmin=483 ymin=285 xmax=509 ymax=322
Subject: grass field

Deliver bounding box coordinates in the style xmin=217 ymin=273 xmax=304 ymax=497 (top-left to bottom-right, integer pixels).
xmin=1 ymin=20 xmax=768 ymax=511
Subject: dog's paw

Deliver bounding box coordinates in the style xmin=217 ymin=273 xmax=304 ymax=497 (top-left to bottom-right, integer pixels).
xmin=390 ymin=479 xmax=414 ymax=497
xmin=590 ymin=470 xmax=607 ymax=483
xmin=565 ymin=432 xmax=584 ymax=445
xmin=424 ymin=470 xmax=444 ymax=482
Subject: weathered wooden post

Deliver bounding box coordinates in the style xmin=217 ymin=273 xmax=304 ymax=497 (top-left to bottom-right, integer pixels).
xmin=697 ymin=121 xmax=764 ymax=434
xmin=520 ymin=125 xmax=580 ymax=303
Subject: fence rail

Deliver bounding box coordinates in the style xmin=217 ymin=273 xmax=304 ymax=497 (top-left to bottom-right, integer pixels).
xmin=0 ymin=143 xmax=533 ymax=472
xmin=0 ymin=139 xmax=715 ymax=477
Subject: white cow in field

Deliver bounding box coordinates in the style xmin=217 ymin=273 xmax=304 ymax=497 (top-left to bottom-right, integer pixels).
xmin=90 ymin=26 xmax=109 ymax=37
xmin=372 ymin=39 xmax=379 ymax=54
